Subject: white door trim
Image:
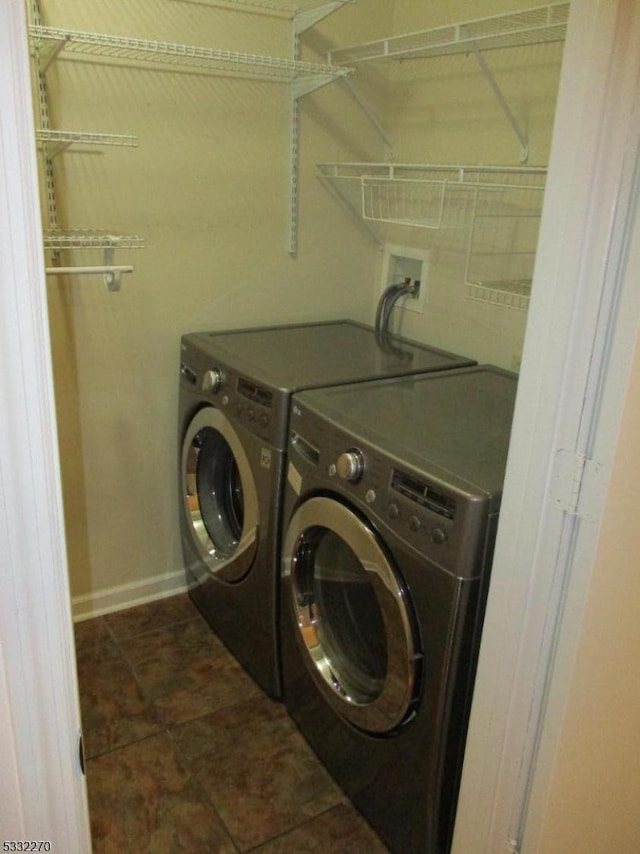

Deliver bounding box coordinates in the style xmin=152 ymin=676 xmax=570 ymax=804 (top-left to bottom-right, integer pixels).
xmin=0 ymin=1 xmax=92 ymax=847
xmin=452 ymin=2 xmax=640 ymax=851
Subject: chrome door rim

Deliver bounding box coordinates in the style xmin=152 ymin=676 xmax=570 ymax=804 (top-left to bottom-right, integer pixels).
xmin=283 ymin=495 xmax=418 ymax=733
xmin=182 ymin=406 xmax=259 ymax=583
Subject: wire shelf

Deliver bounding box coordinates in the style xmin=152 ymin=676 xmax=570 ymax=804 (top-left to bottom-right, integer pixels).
xmin=318 ymin=162 xmax=546 ymax=307
xmin=318 ymin=162 xmax=546 ymax=229
xmin=36 ymin=129 xmax=138 ymax=157
xmin=328 ymin=2 xmax=569 ymax=64
xmin=465 ymin=281 xmax=531 ymax=311
xmin=44 ymin=230 xmax=146 ymax=250
xmin=30 ymin=25 xmax=352 ymax=83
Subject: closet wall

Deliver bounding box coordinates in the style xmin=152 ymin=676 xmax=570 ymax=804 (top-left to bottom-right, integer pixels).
xmin=36 ymin=0 xmax=390 ymax=609
xmin=34 ymin=0 xmax=564 ymax=612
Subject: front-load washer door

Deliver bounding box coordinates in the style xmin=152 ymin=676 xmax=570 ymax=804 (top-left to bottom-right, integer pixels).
xmin=182 ymin=406 xmax=259 ymax=583
xmin=283 ymin=495 xmax=420 ymax=734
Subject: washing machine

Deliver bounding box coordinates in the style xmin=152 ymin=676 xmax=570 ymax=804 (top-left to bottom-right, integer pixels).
xmin=178 ymin=320 xmax=475 ymax=698
xmin=280 ymin=365 xmax=518 ymax=853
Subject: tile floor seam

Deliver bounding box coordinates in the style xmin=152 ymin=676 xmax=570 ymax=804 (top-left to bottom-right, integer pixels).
xmin=77 ymin=593 xmax=392 ymax=853
xmin=85 ymin=726 xmax=175 ymax=762
xmin=171 ymin=750 xmax=241 ymax=853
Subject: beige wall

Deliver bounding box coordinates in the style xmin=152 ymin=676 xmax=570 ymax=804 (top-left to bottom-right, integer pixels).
xmin=37 ymin=0 xmax=391 ymax=601
xmin=36 ymin=0 xmax=562 ymax=606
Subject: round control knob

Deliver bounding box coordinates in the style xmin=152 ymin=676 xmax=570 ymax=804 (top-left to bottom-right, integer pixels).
xmin=201 ymin=368 xmax=222 ymax=394
xmin=430 ymin=527 xmax=448 ymax=546
xmin=336 ymin=449 xmax=365 ymax=483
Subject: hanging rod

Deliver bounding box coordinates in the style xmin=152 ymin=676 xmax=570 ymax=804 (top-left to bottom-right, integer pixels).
xmin=45 ymin=264 xmax=134 ymax=275
xmin=45 ymin=264 xmax=134 ymax=291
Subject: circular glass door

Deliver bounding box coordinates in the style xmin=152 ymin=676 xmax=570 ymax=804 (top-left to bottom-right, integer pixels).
xmin=283 ymin=495 xmax=419 ymax=734
xmin=182 ymin=406 xmax=259 ymax=583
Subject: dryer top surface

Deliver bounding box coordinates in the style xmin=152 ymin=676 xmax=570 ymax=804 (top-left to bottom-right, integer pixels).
xmin=184 ymin=321 xmax=474 ymax=392
xmin=295 ymin=365 xmax=518 ymax=499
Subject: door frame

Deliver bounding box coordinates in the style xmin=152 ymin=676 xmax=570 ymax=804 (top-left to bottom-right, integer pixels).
xmin=452 ymin=2 xmax=640 ymax=851
xmin=0 ymin=0 xmax=91 ymax=847
xmin=2 ymin=0 xmax=639 ymax=851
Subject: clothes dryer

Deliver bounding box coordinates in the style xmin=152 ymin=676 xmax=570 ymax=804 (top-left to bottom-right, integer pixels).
xmin=178 ymin=321 xmax=475 ymax=698
xmin=280 ymin=365 xmax=517 ymax=853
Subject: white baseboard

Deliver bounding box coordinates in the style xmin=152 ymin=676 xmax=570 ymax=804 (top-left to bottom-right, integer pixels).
xmin=72 ymin=569 xmax=190 ymax=622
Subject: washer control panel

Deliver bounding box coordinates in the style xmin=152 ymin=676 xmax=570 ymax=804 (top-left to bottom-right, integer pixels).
xmin=287 ymin=399 xmax=489 ymax=576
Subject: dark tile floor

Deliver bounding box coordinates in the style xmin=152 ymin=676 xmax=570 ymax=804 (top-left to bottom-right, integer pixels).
xmin=75 ymin=593 xmax=390 ymax=853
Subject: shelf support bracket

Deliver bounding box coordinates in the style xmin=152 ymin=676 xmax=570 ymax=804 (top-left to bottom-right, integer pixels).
xmin=465 ymin=29 xmax=530 ymax=163
xmin=292 ymin=74 xmax=339 ymax=100
xmin=103 ymin=247 xmax=122 ymax=291
xmin=46 ymin=140 xmax=72 ymax=159
xmin=339 ymin=76 xmax=394 ymax=151
xmin=289 ymin=0 xmax=353 ymax=255
xmin=294 ymin=0 xmax=353 ymax=35
xmin=37 ymin=35 xmax=68 ymax=72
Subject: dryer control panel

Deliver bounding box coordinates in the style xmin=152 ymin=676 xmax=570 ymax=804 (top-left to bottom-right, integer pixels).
xmin=180 ymin=336 xmax=289 ymax=448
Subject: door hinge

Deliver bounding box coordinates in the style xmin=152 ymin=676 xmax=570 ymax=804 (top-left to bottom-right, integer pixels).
xmin=552 ymin=449 xmax=604 ymax=521
xmin=78 ymin=732 xmax=85 ymax=775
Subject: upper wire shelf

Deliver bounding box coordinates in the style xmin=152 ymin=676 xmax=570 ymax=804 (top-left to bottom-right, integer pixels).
xmin=327 ymin=2 xmax=569 ymax=65
xmin=30 ymin=25 xmax=353 ymax=83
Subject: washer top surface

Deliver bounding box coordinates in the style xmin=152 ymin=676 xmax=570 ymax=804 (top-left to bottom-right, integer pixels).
xmin=186 ymin=321 xmax=474 ymax=391
xmin=295 ymin=365 xmax=518 ymax=498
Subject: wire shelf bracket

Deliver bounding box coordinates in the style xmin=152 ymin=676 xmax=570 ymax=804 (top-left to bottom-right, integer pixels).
xmin=465 ymin=31 xmax=530 ymax=163
xmin=288 ymin=1 xmax=353 ymax=255
xmin=295 ymin=0 xmax=353 ymax=35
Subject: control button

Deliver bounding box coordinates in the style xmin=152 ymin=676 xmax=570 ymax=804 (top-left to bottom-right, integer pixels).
xmin=336 ymin=448 xmax=365 ymax=483
xmin=260 ymin=414 xmax=269 ymax=428
xmin=365 ymin=489 xmax=376 ymax=504
xmin=201 ymin=368 xmax=222 ymax=394
xmin=328 ymin=464 xmax=337 ymax=477
xmin=388 ymin=503 xmax=400 ymax=520
xmin=408 ymin=515 xmax=422 ymax=532
xmin=221 ymin=394 xmax=230 ymax=406
xmin=430 ymin=527 xmax=448 ymax=545
xmin=246 ymin=407 xmax=255 ymax=422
